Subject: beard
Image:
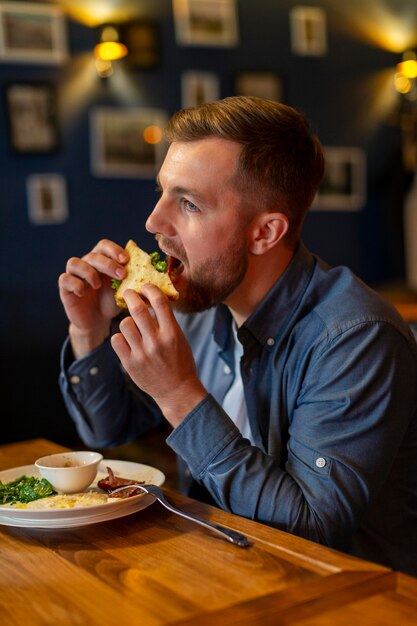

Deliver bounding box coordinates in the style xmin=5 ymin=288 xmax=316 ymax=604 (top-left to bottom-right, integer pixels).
xmin=157 ymin=232 xmax=249 ymax=314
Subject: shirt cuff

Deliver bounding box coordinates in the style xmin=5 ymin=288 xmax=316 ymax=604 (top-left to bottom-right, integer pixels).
xmin=166 ymin=393 xmax=240 ymax=478
xmin=61 ymin=336 xmax=120 ymax=404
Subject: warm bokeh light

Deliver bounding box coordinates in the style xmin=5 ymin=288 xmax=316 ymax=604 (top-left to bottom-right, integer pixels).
xmin=394 ymin=72 xmax=412 ymax=94
xmin=95 ymin=57 xmax=113 ymax=78
xmin=101 ymin=25 xmax=119 ymax=42
xmin=143 ymin=125 xmax=163 ymax=145
xmin=94 ymin=41 xmax=128 ymax=61
xmin=55 ymin=1 xmax=416 ymax=138
xmin=347 ymin=67 xmax=399 ymax=136
xmin=59 ymin=53 xmax=101 ymax=127
xmin=60 ymin=0 xmax=140 ymax=27
xmin=328 ymin=2 xmax=417 ymax=52
xmin=397 ymin=59 xmax=417 ymax=79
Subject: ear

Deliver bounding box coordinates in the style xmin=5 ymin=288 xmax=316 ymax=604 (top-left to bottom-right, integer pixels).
xmin=248 ymin=212 xmax=289 ymax=255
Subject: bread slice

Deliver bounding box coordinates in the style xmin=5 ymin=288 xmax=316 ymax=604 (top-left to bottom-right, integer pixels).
xmin=114 ymin=240 xmax=179 ymax=308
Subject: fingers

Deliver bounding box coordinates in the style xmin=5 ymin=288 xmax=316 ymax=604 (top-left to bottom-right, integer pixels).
xmin=111 ymin=288 xmax=175 ymax=384
xmin=115 ymin=287 xmax=175 ymax=348
xmin=66 ymin=257 xmax=103 ymax=289
xmin=138 ymin=284 xmax=176 ymax=327
xmin=91 ymin=239 xmax=129 ymax=264
xmin=85 ymin=239 xmax=129 ymax=275
xmin=58 ymin=270 xmax=88 ymax=298
xmin=121 ymin=290 xmax=160 ymax=341
xmin=60 ymin=240 xmax=128 ymax=294
xmin=111 ymin=328 xmax=133 ymax=362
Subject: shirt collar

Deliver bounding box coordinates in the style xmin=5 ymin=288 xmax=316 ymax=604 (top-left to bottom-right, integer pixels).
xmin=244 ymin=243 xmax=315 ymax=348
xmin=213 ymin=243 xmax=315 ymax=351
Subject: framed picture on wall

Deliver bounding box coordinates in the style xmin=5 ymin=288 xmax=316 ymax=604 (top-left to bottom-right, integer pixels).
xmin=234 ymin=71 xmax=283 ymax=102
xmin=173 ymin=0 xmax=239 ymax=47
xmin=5 ymin=82 xmax=59 ymax=153
xmin=0 ymin=2 xmax=68 ymax=64
xmin=181 ymin=70 xmax=220 ymax=108
xmin=122 ymin=20 xmax=161 ymax=68
xmin=289 ymin=6 xmax=327 ymax=56
xmin=90 ymin=107 xmax=168 ymax=178
xmin=27 ymin=174 xmax=68 ymax=225
xmin=313 ymin=147 xmax=366 ymax=211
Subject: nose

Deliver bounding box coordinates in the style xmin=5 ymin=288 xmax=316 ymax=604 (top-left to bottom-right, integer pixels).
xmin=145 ymin=206 xmax=157 ymax=235
xmin=145 ymin=199 xmax=175 ymax=237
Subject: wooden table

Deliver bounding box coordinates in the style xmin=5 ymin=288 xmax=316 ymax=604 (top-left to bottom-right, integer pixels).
xmin=1 ymin=439 xmax=416 ymax=625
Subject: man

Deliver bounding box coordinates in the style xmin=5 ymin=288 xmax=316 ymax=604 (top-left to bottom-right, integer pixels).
xmin=59 ymin=96 xmax=417 ymax=576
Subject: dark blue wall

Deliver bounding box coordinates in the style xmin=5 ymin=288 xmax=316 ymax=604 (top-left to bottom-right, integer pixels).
xmin=0 ymin=0 xmax=412 ymax=443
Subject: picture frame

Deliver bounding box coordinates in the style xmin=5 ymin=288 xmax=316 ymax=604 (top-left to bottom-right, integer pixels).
xmin=5 ymin=82 xmax=59 ymax=154
xmin=122 ymin=20 xmax=161 ymax=69
xmin=181 ymin=70 xmax=220 ymax=108
xmin=234 ymin=71 xmax=283 ymax=102
xmin=0 ymin=2 xmax=68 ymax=64
xmin=90 ymin=107 xmax=168 ymax=178
xmin=313 ymin=147 xmax=366 ymax=211
xmin=27 ymin=174 xmax=68 ymax=225
xmin=289 ymin=6 xmax=327 ymax=57
xmin=173 ymin=0 xmax=239 ymax=47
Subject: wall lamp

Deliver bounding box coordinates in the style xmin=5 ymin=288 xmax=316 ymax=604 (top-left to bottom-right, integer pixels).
xmin=94 ymin=24 xmax=128 ymax=78
xmin=395 ymin=51 xmax=417 ymax=99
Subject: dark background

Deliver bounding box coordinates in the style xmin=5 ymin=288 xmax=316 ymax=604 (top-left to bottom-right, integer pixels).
xmin=0 ymin=0 xmax=415 ymax=445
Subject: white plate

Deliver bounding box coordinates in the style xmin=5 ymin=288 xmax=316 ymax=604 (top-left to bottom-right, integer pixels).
xmin=0 ymin=459 xmax=165 ymax=529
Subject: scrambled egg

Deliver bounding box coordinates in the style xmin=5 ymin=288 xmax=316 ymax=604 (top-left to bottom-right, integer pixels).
xmin=16 ymin=492 xmax=109 ymax=509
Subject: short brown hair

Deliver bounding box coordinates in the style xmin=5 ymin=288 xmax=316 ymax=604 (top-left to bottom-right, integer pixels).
xmin=166 ymin=96 xmax=324 ymax=247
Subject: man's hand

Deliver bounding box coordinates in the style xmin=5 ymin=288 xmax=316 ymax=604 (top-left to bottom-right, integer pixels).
xmin=110 ymin=285 xmax=207 ymax=427
xmin=58 ymin=239 xmax=128 ymax=359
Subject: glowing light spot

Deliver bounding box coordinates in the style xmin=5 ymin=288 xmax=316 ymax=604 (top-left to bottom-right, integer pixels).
xmin=95 ymin=58 xmax=113 ymax=78
xmin=60 ymin=2 xmax=138 ymax=27
xmin=101 ymin=25 xmax=119 ymax=42
xmin=143 ymin=125 xmax=163 ymax=145
xmin=330 ymin=4 xmax=417 ymax=52
xmin=397 ymin=59 xmax=417 ymax=79
xmin=94 ymin=41 xmax=128 ymax=61
xmin=394 ymin=73 xmax=411 ymax=94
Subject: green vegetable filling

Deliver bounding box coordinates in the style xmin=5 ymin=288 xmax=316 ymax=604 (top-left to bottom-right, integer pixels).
xmin=150 ymin=251 xmax=167 ymax=273
xmin=0 ymin=475 xmax=56 ymax=505
xmin=111 ymin=251 xmax=167 ymax=291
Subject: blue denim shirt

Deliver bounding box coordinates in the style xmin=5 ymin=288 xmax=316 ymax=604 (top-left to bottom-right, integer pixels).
xmin=60 ymin=243 xmax=417 ymax=575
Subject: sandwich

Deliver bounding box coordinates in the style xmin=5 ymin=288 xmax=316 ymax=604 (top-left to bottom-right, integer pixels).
xmin=113 ymin=240 xmax=179 ymax=308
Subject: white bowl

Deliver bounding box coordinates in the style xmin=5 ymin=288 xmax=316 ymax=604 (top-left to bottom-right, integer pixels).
xmin=35 ymin=451 xmax=103 ymax=494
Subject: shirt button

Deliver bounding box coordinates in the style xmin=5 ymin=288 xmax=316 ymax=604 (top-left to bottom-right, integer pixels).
xmin=223 ymin=364 xmax=231 ymax=375
xmin=266 ymin=337 xmax=275 ymax=346
xmin=89 ymin=367 xmax=99 ymax=376
xmin=315 ymin=457 xmax=326 ymax=468
xmin=70 ymin=375 xmax=80 ymax=385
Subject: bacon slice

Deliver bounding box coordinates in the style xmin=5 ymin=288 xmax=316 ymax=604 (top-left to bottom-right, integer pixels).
xmin=97 ymin=466 xmax=144 ymax=499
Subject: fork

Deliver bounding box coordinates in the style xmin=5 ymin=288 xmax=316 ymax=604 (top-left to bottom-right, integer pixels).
xmin=110 ymin=484 xmax=251 ymax=548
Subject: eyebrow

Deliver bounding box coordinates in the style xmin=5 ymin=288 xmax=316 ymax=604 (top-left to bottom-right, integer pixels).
xmin=156 ymin=175 xmax=207 ymax=206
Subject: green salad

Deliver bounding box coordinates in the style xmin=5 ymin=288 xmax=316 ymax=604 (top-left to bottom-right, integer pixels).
xmin=0 ymin=475 xmax=56 ymax=505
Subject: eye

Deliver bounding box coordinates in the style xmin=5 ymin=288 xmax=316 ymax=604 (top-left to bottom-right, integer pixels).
xmin=180 ymin=198 xmax=200 ymax=213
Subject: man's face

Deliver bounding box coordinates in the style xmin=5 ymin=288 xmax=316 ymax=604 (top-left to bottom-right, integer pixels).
xmin=146 ymin=138 xmax=251 ymax=313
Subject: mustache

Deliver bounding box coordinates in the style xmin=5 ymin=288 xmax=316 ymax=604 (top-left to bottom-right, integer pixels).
xmin=155 ymin=234 xmax=187 ymax=263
